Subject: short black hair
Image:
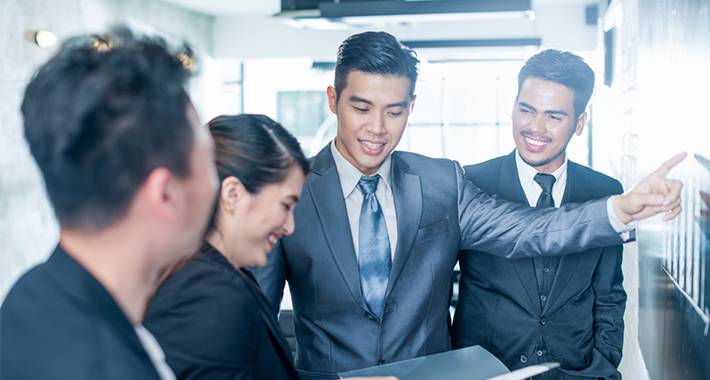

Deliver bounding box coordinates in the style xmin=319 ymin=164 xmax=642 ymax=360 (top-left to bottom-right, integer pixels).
xmin=205 ymin=114 xmax=310 ymax=233
xmin=21 ymin=27 xmax=194 ymax=230
xmin=517 ymin=49 xmax=595 ymax=117
xmin=334 ymin=31 xmax=419 ymax=100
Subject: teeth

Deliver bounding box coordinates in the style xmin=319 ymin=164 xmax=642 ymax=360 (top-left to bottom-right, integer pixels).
xmin=525 ymin=137 xmax=547 ymax=146
xmin=363 ymin=141 xmax=383 ymax=149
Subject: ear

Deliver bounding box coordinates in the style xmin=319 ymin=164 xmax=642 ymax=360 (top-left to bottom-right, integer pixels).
xmin=575 ymin=111 xmax=588 ymax=136
xmin=141 ymin=167 xmax=177 ymax=221
xmin=219 ymin=176 xmax=249 ymax=213
xmin=327 ymin=85 xmax=338 ymax=114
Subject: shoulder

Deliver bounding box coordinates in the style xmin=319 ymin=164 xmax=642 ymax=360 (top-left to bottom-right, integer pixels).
xmin=569 ymin=161 xmax=623 ymax=196
xmin=145 ymin=252 xmax=262 ymax=364
xmin=393 ymin=151 xmax=464 ymax=191
xmin=148 ymin=252 xmax=256 ymax=324
xmin=463 ymin=156 xmax=506 ymax=181
xmin=2 ymin=263 xmax=49 ymax=312
xmin=394 ymin=150 xmax=455 ymax=170
xmin=1 ymin=265 xmax=130 ymax=379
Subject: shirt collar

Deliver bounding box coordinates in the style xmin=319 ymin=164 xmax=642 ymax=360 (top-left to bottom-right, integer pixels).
xmin=515 ymin=149 xmax=567 ymax=189
xmin=330 ymin=140 xmax=392 ymax=198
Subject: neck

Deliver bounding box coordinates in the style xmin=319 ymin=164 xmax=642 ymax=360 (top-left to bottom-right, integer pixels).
xmin=60 ymin=226 xmax=162 ymax=325
xmin=534 ymin=160 xmax=564 ymax=174
xmin=519 ymin=150 xmax=566 ymax=174
xmin=206 ymin=228 xmax=241 ymax=269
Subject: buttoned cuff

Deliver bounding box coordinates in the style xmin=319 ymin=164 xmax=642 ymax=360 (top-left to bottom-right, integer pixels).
xmin=607 ymin=197 xmax=636 ymax=242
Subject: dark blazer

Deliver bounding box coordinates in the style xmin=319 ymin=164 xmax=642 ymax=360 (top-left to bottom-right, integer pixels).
xmin=452 ymin=151 xmax=627 ymax=380
xmin=253 ymin=145 xmax=626 ymax=380
xmin=0 ymin=246 xmax=162 ymax=380
xmin=144 ymin=244 xmax=298 ymax=380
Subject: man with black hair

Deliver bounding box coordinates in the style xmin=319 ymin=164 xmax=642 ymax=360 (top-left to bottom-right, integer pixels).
xmin=0 ymin=28 xmax=217 ymax=380
xmin=254 ymin=31 xmax=684 ymax=379
xmin=452 ymin=49 xmax=626 ymax=380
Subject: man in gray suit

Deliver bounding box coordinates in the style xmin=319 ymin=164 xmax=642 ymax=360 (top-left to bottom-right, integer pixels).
xmin=254 ymin=31 xmax=684 ymax=380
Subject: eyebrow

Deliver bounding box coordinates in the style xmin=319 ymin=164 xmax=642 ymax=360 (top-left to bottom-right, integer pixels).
xmin=518 ymin=101 xmax=569 ymax=117
xmin=349 ymin=96 xmax=409 ymax=108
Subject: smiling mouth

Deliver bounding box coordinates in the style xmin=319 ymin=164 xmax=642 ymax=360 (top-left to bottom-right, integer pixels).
xmin=266 ymin=233 xmax=281 ymax=251
xmin=359 ymin=139 xmax=386 ymax=155
xmin=522 ymin=134 xmax=551 ymax=148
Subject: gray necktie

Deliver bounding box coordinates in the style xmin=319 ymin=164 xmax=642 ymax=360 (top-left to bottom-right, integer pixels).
xmin=358 ymin=175 xmax=392 ymax=317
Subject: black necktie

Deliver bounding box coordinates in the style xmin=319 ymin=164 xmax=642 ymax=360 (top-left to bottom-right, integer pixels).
xmin=532 ymin=172 xmax=557 ymax=310
xmin=534 ymin=173 xmax=556 ymax=208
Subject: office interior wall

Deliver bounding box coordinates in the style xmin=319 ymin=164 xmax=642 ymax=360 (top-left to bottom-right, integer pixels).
xmin=0 ymin=0 xmax=213 ymax=301
xmin=594 ymin=0 xmax=710 ymax=379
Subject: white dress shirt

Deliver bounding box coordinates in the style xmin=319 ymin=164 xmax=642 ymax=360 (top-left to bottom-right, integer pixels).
xmin=134 ymin=325 xmax=176 ymax=380
xmin=515 ymin=151 xmax=567 ymax=207
xmin=331 ymin=140 xmax=398 ymax=259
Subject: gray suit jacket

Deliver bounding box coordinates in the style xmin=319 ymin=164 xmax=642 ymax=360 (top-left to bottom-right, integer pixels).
xmin=254 ymin=145 xmax=624 ymax=380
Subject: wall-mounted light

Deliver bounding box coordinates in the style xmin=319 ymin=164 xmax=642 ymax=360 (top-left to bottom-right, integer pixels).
xmin=34 ymin=30 xmax=57 ymax=48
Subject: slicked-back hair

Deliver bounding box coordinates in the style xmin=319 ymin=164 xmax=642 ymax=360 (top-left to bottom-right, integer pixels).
xmin=334 ymin=31 xmax=419 ymax=101
xmin=517 ymin=49 xmax=595 ymax=118
xmin=205 ymin=114 xmax=310 ymax=233
xmin=21 ymin=27 xmax=194 ymax=230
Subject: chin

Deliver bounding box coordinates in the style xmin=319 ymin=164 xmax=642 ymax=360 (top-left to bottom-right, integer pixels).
xmin=251 ymin=253 xmax=269 ymax=268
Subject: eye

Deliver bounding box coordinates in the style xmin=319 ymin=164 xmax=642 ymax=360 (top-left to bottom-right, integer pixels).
xmin=281 ymin=203 xmax=292 ymax=211
xmin=519 ymin=107 xmax=531 ymax=113
xmin=549 ymin=114 xmax=562 ymax=121
xmin=388 ymin=111 xmax=404 ymax=117
xmin=353 ymin=106 xmax=368 ymax=113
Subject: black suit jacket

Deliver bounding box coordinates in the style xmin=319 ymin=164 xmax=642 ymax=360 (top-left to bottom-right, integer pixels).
xmin=144 ymin=244 xmax=298 ymax=380
xmin=452 ymin=152 xmax=627 ymax=380
xmin=0 ymin=246 xmax=162 ymax=380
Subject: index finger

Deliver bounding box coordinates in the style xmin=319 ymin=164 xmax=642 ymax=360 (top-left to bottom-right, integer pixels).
xmin=654 ymin=152 xmax=687 ymax=177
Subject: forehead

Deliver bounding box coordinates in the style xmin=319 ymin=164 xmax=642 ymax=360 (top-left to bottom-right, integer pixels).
xmin=342 ymin=70 xmax=412 ymax=103
xmin=518 ymin=77 xmax=575 ymax=109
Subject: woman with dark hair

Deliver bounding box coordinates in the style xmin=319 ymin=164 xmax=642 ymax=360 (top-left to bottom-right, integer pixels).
xmin=143 ymin=114 xmax=308 ymax=379
xmin=144 ymin=115 xmax=394 ymax=380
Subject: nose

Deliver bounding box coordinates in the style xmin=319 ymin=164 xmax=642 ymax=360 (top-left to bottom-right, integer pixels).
xmin=365 ymin=111 xmax=385 ymax=135
xmin=283 ymin=209 xmax=296 ymax=236
xmin=529 ymin=113 xmax=547 ymax=133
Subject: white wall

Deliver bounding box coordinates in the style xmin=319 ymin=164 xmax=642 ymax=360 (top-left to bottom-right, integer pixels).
xmin=0 ymin=0 xmax=213 ymax=301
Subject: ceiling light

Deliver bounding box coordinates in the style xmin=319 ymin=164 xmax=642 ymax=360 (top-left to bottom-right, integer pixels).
xmin=33 ymin=30 xmax=57 ymax=48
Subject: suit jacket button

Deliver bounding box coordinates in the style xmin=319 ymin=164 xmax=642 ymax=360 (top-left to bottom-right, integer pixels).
xmin=519 ymin=355 xmax=528 ymax=364
xmin=540 ymin=317 xmax=547 ymax=326
xmin=536 ymin=350 xmax=544 ymax=357
xmin=378 ymin=359 xmax=386 ymax=365
xmin=385 ymin=306 xmax=394 ymax=313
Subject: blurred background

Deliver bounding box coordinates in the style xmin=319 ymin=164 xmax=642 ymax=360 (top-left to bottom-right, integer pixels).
xmin=0 ymin=0 xmax=708 ymax=378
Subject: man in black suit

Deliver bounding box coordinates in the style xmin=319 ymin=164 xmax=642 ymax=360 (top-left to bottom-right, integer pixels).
xmin=452 ymin=50 xmax=627 ymax=379
xmin=0 ymin=28 xmax=217 ymax=380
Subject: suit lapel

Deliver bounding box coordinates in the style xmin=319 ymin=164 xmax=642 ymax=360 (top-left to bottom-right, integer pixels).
xmin=498 ymin=152 xmax=542 ymax=315
xmin=545 ymin=162 xmax=588 ymax=314
xmin=308 ymin=146 xmax=367 ymax=312
xmin=385 ymin=153 xmax=422 ymax=298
